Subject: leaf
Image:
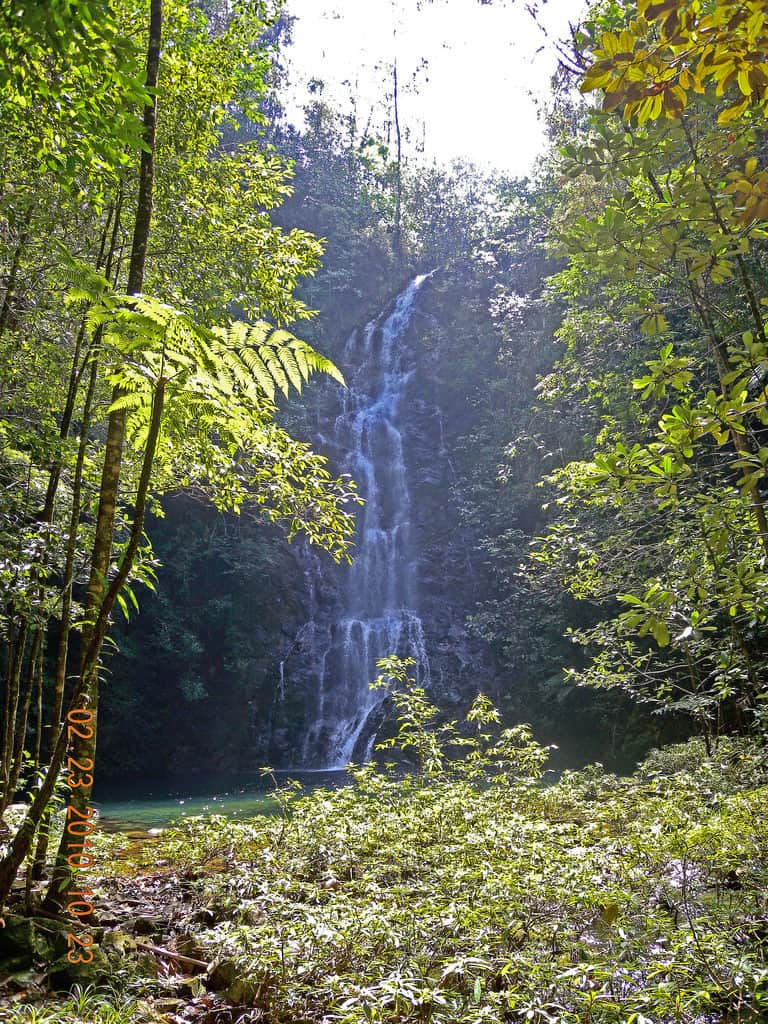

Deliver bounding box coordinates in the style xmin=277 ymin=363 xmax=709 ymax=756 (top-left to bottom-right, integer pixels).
xmin=718 ymin=98 xmax=750 ymax=124
xmin=640 ymin=314 xmax=669 ymax=336
xmin=116 ymin=591 xmax=130 ymax=622
xmin=651 ymin=620 xmax=670 ymax=647
xmin=599 ymin=901 xmax=620 ymax=925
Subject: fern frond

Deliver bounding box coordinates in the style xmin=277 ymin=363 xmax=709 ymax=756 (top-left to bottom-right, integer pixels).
xmin=53 ymin=240 xmax=112 ymax=306
xmin=261 ymin=346 xmax=290 ymax=397
xmin=107 ymin=391 xmax=145 ymax=413
xmin=275 ymin=345 xmax=303 ymax=393
xmin=239 ymin=346 xmax=276 ymax=399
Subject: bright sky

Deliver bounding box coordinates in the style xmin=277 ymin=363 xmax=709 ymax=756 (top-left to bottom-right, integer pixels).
xmin=283 ymin=0 xmax=587 ymax=177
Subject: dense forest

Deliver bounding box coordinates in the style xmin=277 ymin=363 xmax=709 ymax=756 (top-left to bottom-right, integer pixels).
xmin=2 ymin=0 xmax=768 ymax=1021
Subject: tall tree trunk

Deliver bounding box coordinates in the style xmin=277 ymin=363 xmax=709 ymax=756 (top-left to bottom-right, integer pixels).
xmin=44 ymin=0 xmax=163 ymax=909
xmin=0 ymin=205 xmax=32 ymax=341
xmin=30 ymin=347 xmax=104 ymax=882
xmin=2 ymin=194 xmax=118 ymax=818
xmin=392 ymin=58 xmax=402 ymax=258
xmin=41 ymin=201 xmax=116 ymax=522
xmin=33 ymin=638 xmax=43 ymax=769
xmin=2 ymin=629 xmax=43 ymax=814
xmin=686 ymin=274 xmax=768 ymax=556
xmin=44 ymin=378 xmax=166 ymax=906
xmin=1 ymin=620 xmax=28 ymax=812
xmin=644 ymin=166 xmax=768 ymax=557
xmin=2 ymin=618 xmax=18 ymax=799
xmin=680 ymin=119 xmax=767 ymax=345
xmin=47 ymin=354 xmax=101 ymax=758
xmin=45 ymin=189 xmax=124 ymax=762
xmin=0 ymin=0 xmax=163 ymax=912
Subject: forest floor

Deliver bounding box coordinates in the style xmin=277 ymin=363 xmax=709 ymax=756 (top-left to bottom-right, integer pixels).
xmin=1 ymin=738 xmax=768 ymax=1024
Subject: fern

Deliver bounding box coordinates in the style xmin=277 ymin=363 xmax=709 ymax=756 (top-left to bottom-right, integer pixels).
xmin=240 ymin=345 xmax=278 ymax=398
xmin=211 ymin=319 xmax=345 ymax=400
xmin=89 ymin=295 xmax=345 ymax=460
xmin=53 ymin=240 xmax=111 ymax=306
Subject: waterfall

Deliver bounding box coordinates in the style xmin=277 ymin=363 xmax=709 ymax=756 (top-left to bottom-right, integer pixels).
xmin=294 ymin=274 xmax=433 ymax=768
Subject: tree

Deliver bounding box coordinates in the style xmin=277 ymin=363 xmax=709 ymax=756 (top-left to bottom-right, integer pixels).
xmin=526 ymin=0 xmax=768 ymax=738
xmin=0 ymin=0 xmax=359 ymax=911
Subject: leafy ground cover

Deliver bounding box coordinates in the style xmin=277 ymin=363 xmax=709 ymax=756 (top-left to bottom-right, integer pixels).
xmin=2 ymin=729 xmax=768 ymax=1024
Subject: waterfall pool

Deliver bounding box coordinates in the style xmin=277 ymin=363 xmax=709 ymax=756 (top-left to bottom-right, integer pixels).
xmin=93 ymin=769 xmax=349 ymax=831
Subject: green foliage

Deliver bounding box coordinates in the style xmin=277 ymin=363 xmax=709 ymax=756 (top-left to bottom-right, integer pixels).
xmin=581 ymin=0 xmax=768 ymax=126
xmin=5 ymin=984 xmax=139 ymax=1024
xmin=0 ymin=0 xmax=147 ymax=182
xmin=74 ymin=282 xmax=359 ymax=546
xmin=48 ymin=726 xmax=768 ymax=1024
xmin=637 ymin=735 xmax=768 ymax=780
xmin=372 ymin=656 xmax=552 ymax=780
xmin=520 ymin=0 xmax=768 ymax=737
xmin=0 ymin=0 xmax=369 ymax=905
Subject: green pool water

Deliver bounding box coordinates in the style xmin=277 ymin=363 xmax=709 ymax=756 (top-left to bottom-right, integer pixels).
xmin=93 ymin=770 xmax=348 ymax=831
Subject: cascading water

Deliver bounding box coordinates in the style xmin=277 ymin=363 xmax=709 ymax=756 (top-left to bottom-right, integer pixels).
xmin=290 ymin=274 xmax=433 ymax=768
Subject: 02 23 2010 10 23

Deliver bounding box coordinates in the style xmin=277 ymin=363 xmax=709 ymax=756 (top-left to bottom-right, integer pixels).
xmin=63 ymin=707 xmax=97 ymax=964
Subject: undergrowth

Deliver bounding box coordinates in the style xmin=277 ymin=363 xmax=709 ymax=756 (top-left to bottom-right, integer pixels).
xmin=5 ymin=672 xmax=768 ymax=1024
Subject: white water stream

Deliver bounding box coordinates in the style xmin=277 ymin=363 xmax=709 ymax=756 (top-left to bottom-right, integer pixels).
xmin=297 ymin=274 xmax=433 ymax=767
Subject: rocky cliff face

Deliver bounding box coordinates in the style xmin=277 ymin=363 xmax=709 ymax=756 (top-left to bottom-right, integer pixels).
xmin=102 ymin=263 xmax=507 ymax=780
xmin=261 ymin=268 xmax=495 ymax=768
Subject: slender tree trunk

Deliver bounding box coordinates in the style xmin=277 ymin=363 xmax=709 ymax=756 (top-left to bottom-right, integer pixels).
xmin=680 ymin=119 xmax=767 ymax=344
xmin=0 ymin=205 xmax=32 ymax=341
xmin=41 ymin=207 xmax=112 ymax=519
xmin=3 ymin=630 xmax=43 ymax=813
xmin=47 ymin=356 xmax=100 ymax=755
xmin=2 ymin=618 xmax=17 ymax=797
xmin=687 ymin=274 xmax=768 ymax=556
xmin=1 ymin=620 xmax=28 ymax=812
xmin=31 ymin=346 xmax=104 ymax=885
xmin=45 ymin=191 xmax=124 ymax=762
xmin=0 ymin=0 xmax=163 ymax=912
xmin=45 ymin=378 xmax=166 ymax=905
xmin=44 ymin=0 xmax=163 ymax=909
xmin=33 ymin=638 xmax=43 ymax=769
xmin=4 ymin=193 xmax=119 ymax=801
xmin=0 ymin=674 xmax=86 ymax=903
xmin=644 ymin=166 xmax=768 ymax=556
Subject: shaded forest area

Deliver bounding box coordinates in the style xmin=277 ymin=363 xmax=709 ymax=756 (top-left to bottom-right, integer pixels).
xmin=96 ymin=14 xmax=692 ymax=781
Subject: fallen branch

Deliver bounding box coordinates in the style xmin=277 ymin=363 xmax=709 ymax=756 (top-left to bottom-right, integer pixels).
xmin=135 ymin=940 xmax=210 ymax=971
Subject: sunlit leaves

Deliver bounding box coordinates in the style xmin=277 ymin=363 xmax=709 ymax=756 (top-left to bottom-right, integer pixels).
xmin=537 ymin=0 xmax=768 ymax=726
xmin=632 ymin=344 xmax=694 ymax=400
xmin=580 ymin=1 xmax=768 ymax=127
xmin=87 ymin=290 xmax=358 ymax=558
xmin=724 ymin=157 xmax=768 ymax=225
xmin=0 ymin=0 xmax=147 ymax=184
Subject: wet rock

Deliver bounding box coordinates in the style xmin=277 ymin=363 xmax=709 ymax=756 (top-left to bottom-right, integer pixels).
xmin=101 ymin=929 xmax=137 ymax=955
xmin=207 ymin=958 xmax=256 ymax=1004
xmin=0 ymin=914 xmax=70 ymax=968
xmin=207 ymin=957 xmax=237 ymax=991
xmin=2 ymin=968 xmax=46 ymax=993
xmin=150 ymin=997 xmax=184 ymax=1013
xmin=176 ymin=933 xmax=206 ymax=960
xmin=127 ymin=915 xmax=165 ymax=936
xmin=48 ymin=944 xmax=111 ymax=987
xmin=175 ymin=975 xmax=205 ymax=998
